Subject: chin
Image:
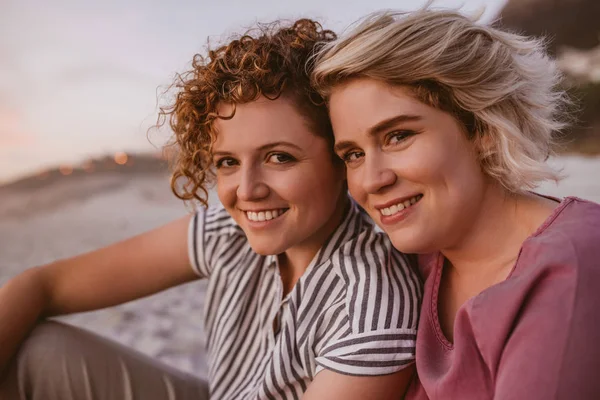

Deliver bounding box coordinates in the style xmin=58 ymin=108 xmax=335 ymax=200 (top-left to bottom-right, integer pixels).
xmin=388 ymin=232 xmax=431 ymax=255
xmin=246 ymin=238 xmax=286 ymax=256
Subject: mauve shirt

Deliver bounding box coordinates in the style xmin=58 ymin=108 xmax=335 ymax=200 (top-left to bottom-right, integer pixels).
xmin=406 ymin=197 xmax=600 ymax=399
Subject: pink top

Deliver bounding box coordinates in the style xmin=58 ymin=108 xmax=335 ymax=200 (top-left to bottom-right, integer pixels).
xmin=406 ymin=197 xmax=600 ymax=399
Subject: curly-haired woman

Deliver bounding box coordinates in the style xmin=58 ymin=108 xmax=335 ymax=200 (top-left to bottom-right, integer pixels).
xmin=313 ymin=8 xmax=600 ymax=399
xmin=0 ymin=19 xmax=421 ymax=400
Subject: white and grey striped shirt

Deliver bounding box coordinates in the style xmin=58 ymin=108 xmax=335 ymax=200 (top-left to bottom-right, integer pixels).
xmin=188 ymin=199 xmax=422 ymax=399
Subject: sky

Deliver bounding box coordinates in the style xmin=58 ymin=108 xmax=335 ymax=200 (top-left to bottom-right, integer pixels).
xmin=0 ymin=0 xmax=507 ymax=183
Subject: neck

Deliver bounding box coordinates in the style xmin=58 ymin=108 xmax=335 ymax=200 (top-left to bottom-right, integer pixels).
xmin=441 ymin=184 xmax=555 ymax=279
xmin=278 ymin=193 xmax=350 ymax=295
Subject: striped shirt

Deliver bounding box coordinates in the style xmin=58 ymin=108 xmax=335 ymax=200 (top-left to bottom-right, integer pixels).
xmin=188 ymin=199 xmax=422 ymax=399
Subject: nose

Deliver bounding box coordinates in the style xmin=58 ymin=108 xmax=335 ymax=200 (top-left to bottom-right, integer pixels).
xmin=236 ymin=166 xmax=269 ymax=201
xmin=361 ymin=153 xmax=396 ymax=194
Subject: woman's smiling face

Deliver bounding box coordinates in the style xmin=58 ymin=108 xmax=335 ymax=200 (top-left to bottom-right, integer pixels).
xmin=213 ymin=96 xmax=346 ymax=256
xmin=328 ymin=78 xmax=489 ymax=254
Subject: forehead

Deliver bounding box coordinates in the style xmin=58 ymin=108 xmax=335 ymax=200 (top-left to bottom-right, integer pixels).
xmin=328 ymin=78 xmax=429 ymax=134
xmin=212 ymin=96 xmax=318 ymax=150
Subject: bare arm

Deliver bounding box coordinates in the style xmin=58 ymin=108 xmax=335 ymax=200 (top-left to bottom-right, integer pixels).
xmin=0 ymin=214 xmax=197 ymax=375
xmin=302 ymin=366 xmax=414 ymax=400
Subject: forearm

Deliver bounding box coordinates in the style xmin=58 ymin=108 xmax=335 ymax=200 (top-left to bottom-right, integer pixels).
xmin=0 ymin=216 xmax=195 ymax=377
xmin=0 ymin=267 xmax=49 ymax=376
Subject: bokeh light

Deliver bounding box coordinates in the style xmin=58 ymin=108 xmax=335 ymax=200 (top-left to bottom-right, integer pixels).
xmin=114 ymin=152 xmax=128 ymax=165
xmin=59 ymin=164 xmax=73 ymax=176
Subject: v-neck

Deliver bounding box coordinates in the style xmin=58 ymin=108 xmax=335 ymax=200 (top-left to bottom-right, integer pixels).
xmin=430 ymin=196 xmax=575 ymax=348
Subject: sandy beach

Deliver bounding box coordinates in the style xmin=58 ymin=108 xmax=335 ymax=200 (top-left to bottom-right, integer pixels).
xmin=0 ymin=173 xmax=215 ymax=378
xmin=1 ymin=155 xmax=599 ymax=378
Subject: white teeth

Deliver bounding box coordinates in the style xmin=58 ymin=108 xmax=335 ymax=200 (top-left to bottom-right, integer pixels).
xmin=246 ymin=209 xmax=285 ymax=222
xmin=379 ymin=195 xmax=422 ymax=217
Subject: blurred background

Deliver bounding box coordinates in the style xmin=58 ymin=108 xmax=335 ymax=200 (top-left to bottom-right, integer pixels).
xmin=1 ymin=0 xmax=599 ymax=379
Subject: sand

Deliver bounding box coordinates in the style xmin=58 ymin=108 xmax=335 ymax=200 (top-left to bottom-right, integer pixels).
xmin=1 ymin=155 xmax=599 ymax=378
xmin=0 ymin=173 xmax=214 ymax=377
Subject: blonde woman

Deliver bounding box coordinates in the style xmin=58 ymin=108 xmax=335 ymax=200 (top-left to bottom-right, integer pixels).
xmin=313 ymin=8 xmax=600 ymax=399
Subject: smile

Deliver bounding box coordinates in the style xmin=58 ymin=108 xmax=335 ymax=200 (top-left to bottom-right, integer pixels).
xmin=245 ymin=208 xmax=288 ymax=222
xmin=379 ymin=194 xmax=423 ymax=216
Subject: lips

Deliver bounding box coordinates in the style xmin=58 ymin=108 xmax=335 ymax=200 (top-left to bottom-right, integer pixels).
xmin=377 ymin=194 xmax=423 ymax=217
xmin=244 ymin=208 xmax=288 ymax=222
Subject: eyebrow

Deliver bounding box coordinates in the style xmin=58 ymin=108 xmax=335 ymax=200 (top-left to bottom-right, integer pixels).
xmin=334 ymin=114 xmax=423 ymax=153
xmin=212 ymin=141 xmax=304 ymax=157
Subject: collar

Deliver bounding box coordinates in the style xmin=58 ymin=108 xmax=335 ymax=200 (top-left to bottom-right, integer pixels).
xmin=266 ymin=195 xmax=365 ymax=270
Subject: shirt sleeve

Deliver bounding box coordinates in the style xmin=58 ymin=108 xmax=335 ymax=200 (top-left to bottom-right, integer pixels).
xmin=187 ymin=204 xmax=241 ymax=278
xmin=315 ymin=231 xmax=422 ymax=376
xmin=494 ymin=226 xmax=600 ymax=399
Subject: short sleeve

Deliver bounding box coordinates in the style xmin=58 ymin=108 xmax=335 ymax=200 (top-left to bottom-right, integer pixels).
xmin=315 ymin=232 xmax=422 ymax=376
xmin=187 ymin=204 xmax=242 ymax=278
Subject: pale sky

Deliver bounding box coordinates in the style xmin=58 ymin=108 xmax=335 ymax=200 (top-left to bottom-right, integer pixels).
xmin=0 ymin=0 xmax=506 ymax=183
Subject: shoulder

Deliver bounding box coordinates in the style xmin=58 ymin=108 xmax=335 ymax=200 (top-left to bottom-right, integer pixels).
xmin=313 ymin=232 xmax=419 ymax=376
xmin=522 ymin=197 xmax=600 ymax=273
xmin=543 ymin=197 xmax=600 ymax=234
xmin=480 ymin=197 xmax=600 ymax=325
xmin=326 ymin=228 xmax=421 ymax=332
xmin=471 ymin=200 xmax=600 ymax=397
xmin=330 ymin=227 xmax=417 ymax=285
xmin=554 ymin=197 xmax=600 ymax=243
xmin=563 ymin=198 xmax=600 ymax=259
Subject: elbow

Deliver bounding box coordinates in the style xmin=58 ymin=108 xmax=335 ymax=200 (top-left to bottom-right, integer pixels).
xmin=21 ymin=265 xmax=55 ymax=318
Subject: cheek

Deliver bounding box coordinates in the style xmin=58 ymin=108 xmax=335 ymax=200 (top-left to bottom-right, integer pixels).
xmin=426 ymin=138 xmax=483 ymax=194
xmin=216 ymin=175 xmax=237 ymax=208
xmin=346 ymin=170 xmax=365 ymax=201
xmin=415 ymin=139 xmax=485 ymax=221
xmin=409 ymin=140 xmax=448 ymax=178
xmin=281 ymin=163 xmax=343 ymax=212
xmin=400 ymin=135 xmax=468 ymax=188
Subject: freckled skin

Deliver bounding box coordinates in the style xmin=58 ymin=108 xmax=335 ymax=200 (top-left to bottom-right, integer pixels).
xmin=328 ymin=78 xmax=488 ymax=254
xmin=213 ymin=96 xmax=346 ymax=259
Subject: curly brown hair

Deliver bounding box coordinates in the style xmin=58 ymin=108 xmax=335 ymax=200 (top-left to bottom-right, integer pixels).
xmin=157 ymin=19 xmax=336 ymax=206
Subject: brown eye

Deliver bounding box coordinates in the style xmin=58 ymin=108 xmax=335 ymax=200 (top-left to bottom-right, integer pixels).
xmin=215 ymin=157 xmax=238 ymax=168
xmin=386 ymin=130 xmax=414 ymax=145
xmin=267 ymin=153 xmax=295 ymax=164
xmin=342 ymin=150 xmax=364 ymax=164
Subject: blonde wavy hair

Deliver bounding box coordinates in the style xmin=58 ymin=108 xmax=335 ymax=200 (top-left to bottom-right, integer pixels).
xmin=158 ymin=20 xmax=336 ymax=206
xmin=312 ymin=8 xmax=570 ymax=192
